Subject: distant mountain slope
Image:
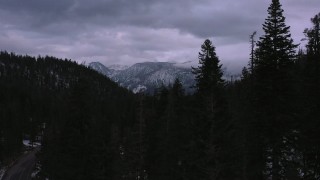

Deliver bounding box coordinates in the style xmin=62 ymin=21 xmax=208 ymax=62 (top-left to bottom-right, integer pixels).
xmin=88 ymin=62 xmax=116 ymax=77
xmin=89 ymin=62 xmax=195 ymax=93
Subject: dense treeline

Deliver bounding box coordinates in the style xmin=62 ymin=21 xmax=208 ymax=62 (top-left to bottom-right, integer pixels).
xmin=230 ymin=1 xmax=320 ymax=178
xmin=0 ymin=0 xmax=320 ymax=179
xmin=0 ymin=52 xmax=136 ymax=179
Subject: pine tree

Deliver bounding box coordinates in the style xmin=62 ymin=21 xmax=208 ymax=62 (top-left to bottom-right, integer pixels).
xmin=192 ymin=39 xmax=225 ymax=144
xmin=255 ymin=0 xmax=297 ymax=71
xmin=192 ymin=39 xmax=224 ymax=98
xmin=304 ymin=12 xmax=320 ymax=58
xmin=253 ymin=0 xmax=298 ymax=178
xmin=297 ymin=12 xmax=320 ymax=179
xmin=190 ymin=39 xmax=235 ymax=179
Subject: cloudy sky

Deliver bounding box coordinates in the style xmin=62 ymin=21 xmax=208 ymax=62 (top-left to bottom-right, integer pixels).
xmin=0 ymin=0 xmax=319 ymax=74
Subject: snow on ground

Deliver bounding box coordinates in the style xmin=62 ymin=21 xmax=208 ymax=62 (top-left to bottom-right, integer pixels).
xmin=23 ymin=140 xmax=41 ymax=148
xmin=31 ymin=161 xmax=41 ymax=179
xmin=0 ymin=166 xmax=7 ymax=180
xmin=0 ymin=140 xmax=42 ymax=180
xmin=31 ymin=161 xmax=50 ymax=180
xmin=133 ymin=85 xmax=147 ymax=94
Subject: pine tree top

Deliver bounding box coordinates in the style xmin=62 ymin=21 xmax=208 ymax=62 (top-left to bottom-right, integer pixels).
xmin=256 ymin=0 xmax=298 ymax=68
xmin=192 ymin=39 xmax=224 ymax=95
xmin=304 ymin=12 xmax=320 ymax=57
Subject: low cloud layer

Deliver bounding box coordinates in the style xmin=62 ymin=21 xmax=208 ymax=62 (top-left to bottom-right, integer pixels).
xmin=0 ymin=0 xmax=319 ymax=73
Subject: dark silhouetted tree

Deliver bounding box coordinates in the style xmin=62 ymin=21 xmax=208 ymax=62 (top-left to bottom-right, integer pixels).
xmin=190 ymin=39 xmax=236 ymax=179
xmin=304 ymin=13 xmax=320 ymax=58
xmin=253 ymin=0 xmax=298 ymax=178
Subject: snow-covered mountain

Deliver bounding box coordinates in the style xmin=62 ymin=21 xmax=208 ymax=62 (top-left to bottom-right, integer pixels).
xmin=89 ymin=62 xmax=115 ymax=77
xmin=107 ymin=64 xmax=129 ymax=71
xmin=89 ymin=62 xmax=195 ymax=94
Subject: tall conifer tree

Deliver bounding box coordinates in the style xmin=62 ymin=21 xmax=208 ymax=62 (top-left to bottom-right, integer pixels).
xmin=193 ymin=39 xmax=224 ymax=100
xmin=255 ymin=0 xmax=297 ymax=70
xmin=253 ymin=0 xmax=298 ymax=178
xmin=191 ymin=39 xmax=235 ymax=179
xmin=192 ymin=39 xmax=225 ymax=142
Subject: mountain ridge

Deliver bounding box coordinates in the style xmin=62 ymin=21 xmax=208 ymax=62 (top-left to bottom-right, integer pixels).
xmin=89 ymin=61 xmax=195 ymax=93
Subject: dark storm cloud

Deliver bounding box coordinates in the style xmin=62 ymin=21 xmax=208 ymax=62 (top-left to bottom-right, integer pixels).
xmin=0 ymin=0 xmax=319 ymax=73
xmin=0 ymin=0 xmax=267 ymax=39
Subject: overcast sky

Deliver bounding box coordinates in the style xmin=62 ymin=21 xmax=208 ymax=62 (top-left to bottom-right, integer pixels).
xmin=0 ymin=0 xmax=319 ymax=74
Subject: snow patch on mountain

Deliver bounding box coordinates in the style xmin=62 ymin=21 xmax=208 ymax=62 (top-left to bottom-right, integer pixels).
xmin=133 ymin=85 xmax=147 ymax=94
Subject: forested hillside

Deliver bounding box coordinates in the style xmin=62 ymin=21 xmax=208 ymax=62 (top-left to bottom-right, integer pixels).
xmin=0 ymin=52 xmax=137 ymax=179
xmin=0 ymin=0 xmax=320 ymax=179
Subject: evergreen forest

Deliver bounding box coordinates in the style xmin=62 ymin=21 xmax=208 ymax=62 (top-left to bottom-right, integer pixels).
xmin=0 ymin=0 xmax=320 ymax=179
